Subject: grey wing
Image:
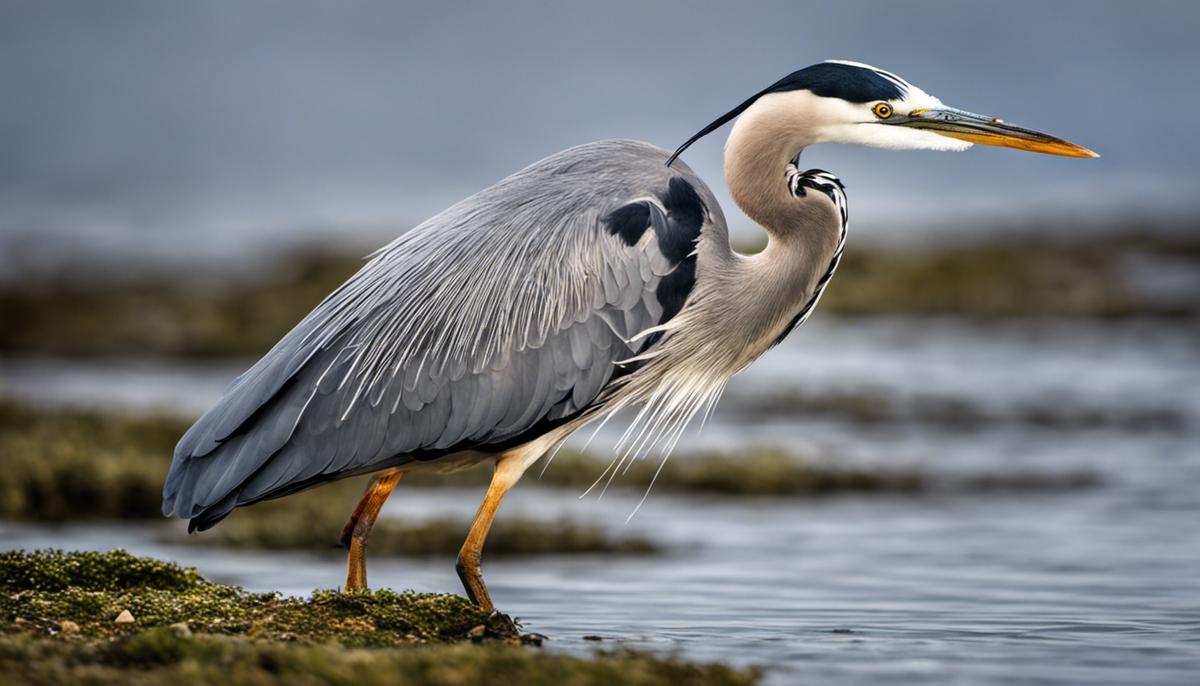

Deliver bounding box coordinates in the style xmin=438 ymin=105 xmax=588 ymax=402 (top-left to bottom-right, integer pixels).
xmin=162 ymin=140 xmax=714 ymax=530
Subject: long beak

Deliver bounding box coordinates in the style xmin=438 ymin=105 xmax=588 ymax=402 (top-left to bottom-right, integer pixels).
xmin=887 ymin=107 xmax=1098 ymax=158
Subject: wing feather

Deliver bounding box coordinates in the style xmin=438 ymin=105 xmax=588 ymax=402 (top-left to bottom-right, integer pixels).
xmin=162 ymin=140 xmax=716 ymax=529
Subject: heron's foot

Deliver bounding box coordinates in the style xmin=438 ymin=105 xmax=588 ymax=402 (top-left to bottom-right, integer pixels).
xmin=455 ymin=554 xmax=493 ymax=612
xmin=488 ymin=611 xmax=521 ymax=639
xmin=462 ymin=611 xmax=524 ymax=643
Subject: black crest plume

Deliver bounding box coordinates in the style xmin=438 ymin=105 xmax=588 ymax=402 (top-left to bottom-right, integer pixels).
xmin=666 ymin=62 xmax=909 ymax=166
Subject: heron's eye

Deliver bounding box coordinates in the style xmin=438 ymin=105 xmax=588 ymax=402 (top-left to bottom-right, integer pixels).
xmin=872 ymin=103 xmax=893 ymax=119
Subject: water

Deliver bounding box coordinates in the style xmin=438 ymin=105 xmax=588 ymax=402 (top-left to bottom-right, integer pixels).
xmin=4 ymin=2 xmax=1200 ymax=277
xmin=3 ymin=316 xmax=1199 ymax=684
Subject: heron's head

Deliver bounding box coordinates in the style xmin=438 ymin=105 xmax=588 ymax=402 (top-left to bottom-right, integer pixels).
xmin=668 ymin=60 xmax=1097 ymax=164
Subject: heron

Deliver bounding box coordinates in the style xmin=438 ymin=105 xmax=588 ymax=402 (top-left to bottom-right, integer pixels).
xmin=162 ymin=60 xmax=1095 ymax=611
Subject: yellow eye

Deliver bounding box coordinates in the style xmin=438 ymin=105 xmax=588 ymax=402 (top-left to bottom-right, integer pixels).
xmin=872 ymin=102 xmax=893 ymax=119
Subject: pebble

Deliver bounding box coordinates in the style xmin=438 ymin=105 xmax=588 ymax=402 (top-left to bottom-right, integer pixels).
xmin=58 ymin=620 xmax=80 ymax=635
xmin=114 ymin=610 xmax=135 ymax=624
xmin=467 ymin=624 xmax=487 ymax=641
xmin=168 ymin=621 xmax=192 ymax=638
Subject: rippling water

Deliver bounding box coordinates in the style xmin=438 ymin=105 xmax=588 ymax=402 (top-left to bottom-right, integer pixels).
xmin=3 ymin=317 xmax=1199 ymax=684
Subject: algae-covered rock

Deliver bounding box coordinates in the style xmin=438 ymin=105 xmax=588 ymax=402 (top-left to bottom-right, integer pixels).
xmin=0 ymin=548 xmax=200 ymax=592
xmin=0 ymin=549 xmax=761 ymax=686
xmin=1 ymin=549 xmax=513 ymax=645
xmin=0 ymin=632 xmax=760 ymax=686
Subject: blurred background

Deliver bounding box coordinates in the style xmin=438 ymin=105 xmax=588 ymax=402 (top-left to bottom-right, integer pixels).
xmin=1 ymin=2 xmax=1198 ymax=685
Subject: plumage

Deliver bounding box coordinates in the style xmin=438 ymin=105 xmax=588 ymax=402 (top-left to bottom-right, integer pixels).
xmin=161 ymin=59 xmax=1095 ymax=608
xmin=162 ymin=139 xmax=723 ymax=531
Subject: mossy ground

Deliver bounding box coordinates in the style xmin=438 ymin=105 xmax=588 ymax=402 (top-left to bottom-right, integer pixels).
xmin=1 ymin=549 xmax=513 ymax=644
xmin=0 ymin=550 xmax=759 ymax=686
xmin=0 ymin=636 xmax=758 ymax=686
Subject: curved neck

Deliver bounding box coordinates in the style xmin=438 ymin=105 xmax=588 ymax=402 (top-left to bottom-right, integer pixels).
xmin=723 ymin=91 xmax=820 ymax=239
xmin=713 ymin=91 xmax=844 ymax=346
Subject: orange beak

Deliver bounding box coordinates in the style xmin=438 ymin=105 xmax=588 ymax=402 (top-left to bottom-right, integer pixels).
xmin=888 ymin=107 xmax=1098 ymax=158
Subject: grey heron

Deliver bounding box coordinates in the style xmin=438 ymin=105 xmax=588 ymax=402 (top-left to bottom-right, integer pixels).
xmin=162 ymin=60 xmax=1095 ymax=611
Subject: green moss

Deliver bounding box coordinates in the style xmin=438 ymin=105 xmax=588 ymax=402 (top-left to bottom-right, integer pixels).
xmin=0 ymin=550 xmax=760 ymax=686
xmin=1 ymin=550 xmax=511 ymax=645
xmin=0 ymin=634 xmax=759 ymax=686
xmin=0 ymin=400 xmax=186 ymax=521
xmin=819 ymin=232 xmax=1200 ymax=319
xmin=0 ymin=549 xmax=200 ymax=592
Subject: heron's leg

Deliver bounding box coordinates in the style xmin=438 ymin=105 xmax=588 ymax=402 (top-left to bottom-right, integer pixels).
xmin=456 ymin=456 xmax=525 ymax=612
xmin=341 ymin=468 xmax=403 ymax=592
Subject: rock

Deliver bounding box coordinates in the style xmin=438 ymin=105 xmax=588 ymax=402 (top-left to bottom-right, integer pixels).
xmin=58 ymin=620 xmax=80 ymax=635
xmin=520 ymin=632 xmax=547 ymax=647
xmin=114 ymin=610 xmax=135 ymax=624
xmin=169 ymin=621 xmax=192 ymax=637
xmin=489 ymin=611 xmax=521 ymax=638
xmin=467 ymin=624 xmax=487 ymax=641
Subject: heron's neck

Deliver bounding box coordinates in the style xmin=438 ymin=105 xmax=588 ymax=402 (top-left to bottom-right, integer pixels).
xmin=716 ymin=94 xmax=843 ymax=345
xmin=723 ymin=93 xmax=818 ymax=240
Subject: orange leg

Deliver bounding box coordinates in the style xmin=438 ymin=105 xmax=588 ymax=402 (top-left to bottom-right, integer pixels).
xmin=456 ymin=457 xmax=524 ymax=612
xmin=341 ymin=469 xmax=403 ymax=592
